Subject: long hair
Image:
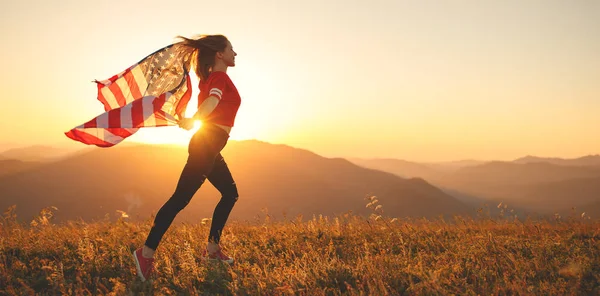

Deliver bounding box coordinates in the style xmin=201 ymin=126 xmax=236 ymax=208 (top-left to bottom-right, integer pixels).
xmin=176 ymin=35 xmax=229 ymax=81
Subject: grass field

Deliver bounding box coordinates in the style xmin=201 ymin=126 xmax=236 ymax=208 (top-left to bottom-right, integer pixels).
xmin=1 ymin=201 xmax=599 ymax=295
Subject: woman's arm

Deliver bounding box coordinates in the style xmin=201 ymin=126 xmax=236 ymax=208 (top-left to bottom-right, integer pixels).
xmin=193 ymin=95 xmax=220 ymax=121
xmin=178 ymin=95 xmax=220 ymax=130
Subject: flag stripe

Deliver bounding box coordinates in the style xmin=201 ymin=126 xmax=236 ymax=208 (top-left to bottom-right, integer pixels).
xmin=83 ymin=118 xmax=96 ymax=128
xmin=108 ymin=80 xmax=126 ymax=107
xmin=97 ymin=82 xmax=111 ymax=111
xmin=65 ymin=129 xmax=110 ymax=147
xmin=154 ymin=93 xmax=168 ymax=126
xmin=100 ymin=86 xmax=120 ymax=110
xmin=107 ymin=128 xmax=136 ymax=138
xmin=129 ymin=65 xmax=147 ymax=99
xmin=131 ymin=98 xmax=144 ymax=128
xmin=120 ymin=102 xmax=133 ymax=128
xmin=116 ymin=73 xmax=133 ymax=105
xmin=65 ymin=126 xmax=139 ymax=147
xmin=97 ymin=112 xmax=109 ymax=128
xmin=142 ymin=96 xmax=156 ymax=127
xmin=109 ymin=108 xmax=121 ymax=128
xmin=100 ymin=129 xmax=123 ymax=144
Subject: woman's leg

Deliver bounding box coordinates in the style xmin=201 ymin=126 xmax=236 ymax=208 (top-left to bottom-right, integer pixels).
xmin=144 ymin=139 xmax=220 ymax=251
xmin=206 ymin=153 xmax=238 ymax=244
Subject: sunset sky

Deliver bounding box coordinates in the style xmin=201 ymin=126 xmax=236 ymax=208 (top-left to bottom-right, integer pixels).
xmin=1 ymin=0 xmax=598 ymax=162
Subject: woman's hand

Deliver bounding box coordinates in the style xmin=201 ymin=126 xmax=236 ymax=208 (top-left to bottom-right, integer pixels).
xmin=178 ymin=118 xmax=195 ymax=131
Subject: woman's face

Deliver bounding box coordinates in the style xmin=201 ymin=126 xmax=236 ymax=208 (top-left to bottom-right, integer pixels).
xmin=221 ymin=41 xmax=237 ymax=67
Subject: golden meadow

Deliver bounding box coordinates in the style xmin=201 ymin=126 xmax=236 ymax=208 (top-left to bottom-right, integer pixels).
xmin=1 ymin=197 xmax=599 ymax=295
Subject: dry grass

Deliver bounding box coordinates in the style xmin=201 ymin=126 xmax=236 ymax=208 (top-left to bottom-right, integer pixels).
xmin=0 ymin=201 xmax=599 ymax=295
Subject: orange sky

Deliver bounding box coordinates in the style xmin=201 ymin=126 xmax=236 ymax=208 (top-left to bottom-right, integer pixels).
xmin=0 ymin=0 xmax=598 ymax=162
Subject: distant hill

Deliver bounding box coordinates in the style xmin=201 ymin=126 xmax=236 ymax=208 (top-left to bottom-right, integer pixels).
xmin=349 ymin=158 xmax=445 ymax=180
xmin=0 ymin=141 xmax=469 ymax=223
xmin=0 ymin=145 xmax=78 ymax=162
xmin=0 ymin=159 xmax=42 ymax=177
xmin=350 ymin=157 xmax=600 ymax=216
xmin=510 ymin=177 xmax=600 ymax=213
xmin=349 ymin=158 xmax=487 ymax=179
xmin=0 ymin=142 xmax=21 ymax=153
xmin=444 ymin=162 xmax=600 ymax=186
xmin=425 ymin=159 xmax=487 ymax=171
xmin=513 ymin=155 xmax=600 ymax=166
xmin=436 ymin=163 xmax=600 ymax=214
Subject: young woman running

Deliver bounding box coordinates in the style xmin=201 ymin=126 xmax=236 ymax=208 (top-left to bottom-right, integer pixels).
xmin=133 ymin=34 xmax=241 ymax=282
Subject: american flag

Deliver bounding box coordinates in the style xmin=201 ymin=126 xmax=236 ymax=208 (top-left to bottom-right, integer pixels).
xmin=65 ymin=43 xmax=195 ymax=147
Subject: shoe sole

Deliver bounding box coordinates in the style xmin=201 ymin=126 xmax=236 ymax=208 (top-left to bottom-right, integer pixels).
xmin=133 ymin=251 xmax=147 ymax=282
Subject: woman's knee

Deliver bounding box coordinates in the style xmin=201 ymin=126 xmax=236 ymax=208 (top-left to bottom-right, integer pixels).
xmin=223 ymin=193 xmax=239 ymax=204
xmin=164 ymin=193 xmax=193 ymax=213
xmin=223 ymin=182 xmax=240 ymax=202
xmin=221 ymin=185 xmax=239 ymax=204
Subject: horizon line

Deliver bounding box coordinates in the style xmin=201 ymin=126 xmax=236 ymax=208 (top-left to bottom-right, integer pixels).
xmin=1 ymin=140 xmax=598 ymax=164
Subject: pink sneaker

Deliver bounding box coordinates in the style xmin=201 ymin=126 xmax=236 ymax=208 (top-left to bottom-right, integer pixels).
xmin=202 ymin=248 xmax=234 ymax=264
xmin=133 ymin=248 xmax=154 ymax=282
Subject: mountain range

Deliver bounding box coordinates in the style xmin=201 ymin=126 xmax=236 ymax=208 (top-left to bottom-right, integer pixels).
xmin=513 ymin=155 xmax=600 ymax=166
xmin=0 ymin=145 xmax=79 ymax=162
xmin=351 ymin=156 xmax=600 ymax=217
xmin=0 ymin=141 xmax=470 ymax=223
xmin=2 ymin=143 xmax=598 ymax=222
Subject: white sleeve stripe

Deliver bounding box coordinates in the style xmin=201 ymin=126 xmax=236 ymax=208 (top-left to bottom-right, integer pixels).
xmin=209 ymin=88 xmax=223 ymax=99
xmin=209 ymin=88 xmax=223 ymax=95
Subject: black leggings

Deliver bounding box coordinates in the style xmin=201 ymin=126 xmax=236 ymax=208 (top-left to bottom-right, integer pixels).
xmin=144 ymin=124 xmax=238 ymax=250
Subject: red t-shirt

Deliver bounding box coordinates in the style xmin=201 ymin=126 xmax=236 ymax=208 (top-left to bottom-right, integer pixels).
xmin=198 ymin=71 xmax=241 ymax=127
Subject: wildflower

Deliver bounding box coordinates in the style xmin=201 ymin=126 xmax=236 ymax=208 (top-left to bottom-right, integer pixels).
xmin=364 ymin=195 xmax=377 ymax=201
xmin=116 ymin=210 xmax=129 ymax=218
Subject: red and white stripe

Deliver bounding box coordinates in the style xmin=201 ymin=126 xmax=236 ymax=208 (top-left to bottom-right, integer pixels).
xmin=66 ymin=76 xmax=192 ymax=147
xmin=209 ymin=88 xmax=223 ymax=100
xmin=96 ymin=63 xmax=149 ymax=111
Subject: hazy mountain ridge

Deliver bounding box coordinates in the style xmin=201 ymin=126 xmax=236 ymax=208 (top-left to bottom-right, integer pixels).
xmin=446 ymin=161 xmax=600 ymax=186
xmin=0 ymin=159 xmax=42 ymax=177
xmin=4 ymin=143 xmax=598 ymax=220
xmin=0 ymin=140 xmax=469 ymax=222
xmin=513 ymin=154 xmax=600 ymax=166
xmin=0 ymin=145 xmax=80 ymax=162
xmin=349 ymin=158 xmax=443 ymax=180
xmin=351 ymin=155 xmax=600 ymax=217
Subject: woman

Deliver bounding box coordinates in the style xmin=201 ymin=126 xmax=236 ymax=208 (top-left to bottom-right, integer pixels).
xmin=133 ymin=34 xmax=240 ymax=282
